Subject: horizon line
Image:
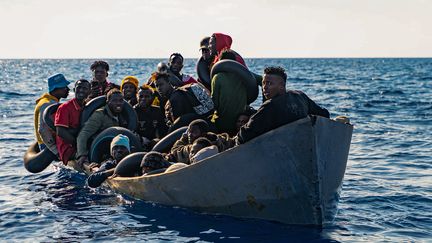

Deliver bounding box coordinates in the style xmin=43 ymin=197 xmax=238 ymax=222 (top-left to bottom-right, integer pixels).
xmin=1 ymin=56 xmax=432 ymax=60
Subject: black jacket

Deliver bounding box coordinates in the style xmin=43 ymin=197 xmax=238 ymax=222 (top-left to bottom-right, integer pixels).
xmin=236 ymin=90 xmax=329 ymax=144
xmin=134 ymin=105 xmax=168 ymax=140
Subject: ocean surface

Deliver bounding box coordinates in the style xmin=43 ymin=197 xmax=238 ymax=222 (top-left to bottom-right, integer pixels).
xmin=0 ymin=58 xmax=431 ymax=242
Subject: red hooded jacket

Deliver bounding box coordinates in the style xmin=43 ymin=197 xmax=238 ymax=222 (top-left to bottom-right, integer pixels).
xmin=212 ymin=33 xmax=246 ymax=67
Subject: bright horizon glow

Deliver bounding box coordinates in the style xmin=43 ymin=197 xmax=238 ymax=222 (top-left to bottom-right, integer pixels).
xmin=0 ymin=0 xmax=431 ymax=58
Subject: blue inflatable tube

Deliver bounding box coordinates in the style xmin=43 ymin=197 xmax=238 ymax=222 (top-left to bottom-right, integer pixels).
xmin=210 ymin=59 xmax=258 ymax=104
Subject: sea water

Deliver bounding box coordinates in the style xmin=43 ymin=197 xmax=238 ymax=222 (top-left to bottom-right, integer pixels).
xmin=0 ymin=58 xmax=431 ymax=242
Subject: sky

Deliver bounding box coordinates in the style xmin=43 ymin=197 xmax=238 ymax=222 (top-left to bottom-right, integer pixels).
xmin=0 ymin=0 xmax=431 ymax=58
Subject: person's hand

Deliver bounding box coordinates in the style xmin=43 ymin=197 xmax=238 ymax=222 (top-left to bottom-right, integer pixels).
xmin=88 ymin=162 xmax=100 ymax=172
xmin=90 ymin=81 xmax=102 ymax=97
xmin=165 ymin=153 xmax=175 ymax=162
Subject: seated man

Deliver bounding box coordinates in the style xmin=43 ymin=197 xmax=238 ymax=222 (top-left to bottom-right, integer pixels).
xmin=55 ymin=79 xmax=91 ymax=165
xmin=236 ymin=66 xmax=330 ymax=144
xmin=140 ymin=151 xmax=172 ymax=175
xmin=76 ymin=89 xmax=129 ymax=167
xmin=87 ymin=134 xmax=131 ymax=188
xmin=120 ymin=76 xmax=139 ymax=106
xmin=34 ymin=73 xmax=70 ymax=150
xmin=189 ymin=137 xmax=219 ymax=164
xmin=211 ymin=50 xmax=248 ymax=136
xmin=234 ymin=106 xmax=256 ymax=134
xmin=169 ymin=119 xmax=234 ymax=164
xmin=155 ymin=73 xmax=214 ymax=129
xmin=134 ymin=84 xmax=168 ymax=149
xmin=88 ymin=60 xmax=120 ymax=100
xmin=167 ymin=53 xmax=197 ymax=87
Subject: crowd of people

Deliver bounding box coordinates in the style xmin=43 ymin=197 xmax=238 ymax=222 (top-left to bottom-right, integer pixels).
xmin=33 ymin=32 xmax=330 ymax=187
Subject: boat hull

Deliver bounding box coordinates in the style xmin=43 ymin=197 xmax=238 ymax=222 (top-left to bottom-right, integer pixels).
xmin=106 ymin=116 xmax=353 ymax=225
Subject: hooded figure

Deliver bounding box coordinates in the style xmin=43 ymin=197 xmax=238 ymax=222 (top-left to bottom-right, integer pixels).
xmin=210 ymin=33 xmax=246 ymax=67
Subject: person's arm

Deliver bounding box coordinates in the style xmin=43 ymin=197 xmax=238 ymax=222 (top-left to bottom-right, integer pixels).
xmin=86 ymin=158 xmax=117 ymax=188
xmin=87 ymin=168 xmax=115 ymax=188
xmin=56 ymin=127 xmax=76 ymax=145
xmin=182 ymin=75 xmax=197 ymax=85
xmin=236 ymin=101 xmax=275 ymax=144
xmin=211 ymin=74 xmax=220 ymax=110
xmin=174 ymin=144 xmax=193 ymax=164
xmin=214 ymin=133 xmax=235 ymax=152
xmin=170 ymin=134 xmax=188 ymax=153
xmin=170 ymin=93 xmax=187 ymax=121
xmin=37 ymin=102 xmax=52 ymax=135
xmin=156 ymin=109 xmax=169 ymax=138
xmin=54 ymin=104 xmax=76 ymax=144
xmin=301 ymin=92 xmax=330 ymax=118
xmin=168 ymin=134 xmax=190 ymax=162
xmin=76 ymin=111 xmax=103 ymax=158
xmin=89 ymin=80 xmax=103 ymax=99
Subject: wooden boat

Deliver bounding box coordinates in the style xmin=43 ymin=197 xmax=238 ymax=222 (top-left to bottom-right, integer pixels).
xmin=98 ymin=116 xmax=353 ymax=226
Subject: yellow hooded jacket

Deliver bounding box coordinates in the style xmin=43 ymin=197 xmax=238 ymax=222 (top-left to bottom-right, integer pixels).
xmin=34 ymin=93 xmax=58 ymax=144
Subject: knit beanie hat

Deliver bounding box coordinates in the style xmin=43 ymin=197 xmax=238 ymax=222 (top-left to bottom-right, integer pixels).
xmin=120 ymin=76 xmax=139 ymax=91
xmin=110 ymin=134 xmax=130 ymax=153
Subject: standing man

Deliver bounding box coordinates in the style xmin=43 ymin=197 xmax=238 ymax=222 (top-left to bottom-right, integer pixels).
xmin=236 ymin=66 xmax=330 ymax=144
xmin=211 ymin=50 xmax=248 ymax=135
xmin=34 ymin=73 xmax=70 ymax=150
xmin=88 ymin=60 xmax=119 ymax=100
xmin=54 ymin=79 xmax=91 ymax=165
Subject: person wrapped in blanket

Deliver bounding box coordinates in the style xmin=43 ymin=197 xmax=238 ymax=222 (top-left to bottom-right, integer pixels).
xmin=167 ymin=119 xmax=234 ymax=164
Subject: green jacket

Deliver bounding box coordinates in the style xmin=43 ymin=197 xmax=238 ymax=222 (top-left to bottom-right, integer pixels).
xmin=77 ymin=105 xmax=123 ymax=158
xmin=211 ymin=72 xmax=247 ymax=135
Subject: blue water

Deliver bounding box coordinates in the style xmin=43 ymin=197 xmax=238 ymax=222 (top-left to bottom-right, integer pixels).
xmin=0 ymin=58 xmax=431 ymax=242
